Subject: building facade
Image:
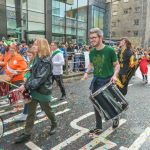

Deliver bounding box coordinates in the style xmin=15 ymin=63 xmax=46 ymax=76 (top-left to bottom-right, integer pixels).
xmin=0 ymin=0 xmax=106 ymax=44
xmin=108 ymin=0 xmax=150 ymax=48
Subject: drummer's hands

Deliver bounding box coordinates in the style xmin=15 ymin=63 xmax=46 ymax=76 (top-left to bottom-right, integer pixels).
xmin=19 ymin=85 xmax=25 ymax=93
xmin=83 ymin=72 xmax=88 ymax=80
xmin=110 ymin=75 xmax=117 ymax=83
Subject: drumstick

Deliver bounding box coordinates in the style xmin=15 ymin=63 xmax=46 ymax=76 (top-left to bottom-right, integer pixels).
xmin=0 ymin=79 xmax=19 ymax=88
xmin=15 ymin=69 xmax=29 ymax=72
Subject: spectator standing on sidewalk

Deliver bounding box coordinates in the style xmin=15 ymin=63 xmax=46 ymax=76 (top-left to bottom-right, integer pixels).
xmin=50 ymin=42 xmax=66 ymax=100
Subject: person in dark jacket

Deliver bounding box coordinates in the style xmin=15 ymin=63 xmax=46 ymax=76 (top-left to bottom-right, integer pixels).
xmin=14 ymin=38 xmax=57 ymax=144
xmin=117 ymin=38 xmax=134 ymax=95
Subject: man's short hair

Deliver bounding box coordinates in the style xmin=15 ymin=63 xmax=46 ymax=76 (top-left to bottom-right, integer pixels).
xmin=89 ymin=28 xmax=103 ymax=37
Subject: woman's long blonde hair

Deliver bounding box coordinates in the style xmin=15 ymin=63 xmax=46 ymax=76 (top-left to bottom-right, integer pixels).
xmin=34 ymin=38 xmax=51 ymax=57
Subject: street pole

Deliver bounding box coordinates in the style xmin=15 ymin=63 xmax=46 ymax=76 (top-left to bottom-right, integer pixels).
xmin=109 ymin=0 xmax=112 ymax=45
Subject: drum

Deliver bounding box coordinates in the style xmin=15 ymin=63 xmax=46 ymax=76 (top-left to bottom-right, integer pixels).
xmin=90 ymin=82 xmax=128 ymax=121
xmin=0 ymin=82 xmax=9 ymax=96
xmin=8 ymin=89 xmax=30 ymax=105
xmin=0 ymin=117 xmax=4 ymax=138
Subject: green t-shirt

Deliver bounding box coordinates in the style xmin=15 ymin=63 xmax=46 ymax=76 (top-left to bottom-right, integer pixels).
xmin=89 ymin=45 xmax=117 ymax=78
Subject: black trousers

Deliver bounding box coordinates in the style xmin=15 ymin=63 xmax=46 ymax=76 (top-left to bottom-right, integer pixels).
xmin=52 ymin=75 xmax=66 ymax=96
xmin=118 ymin=74 xmax=129 ymax=96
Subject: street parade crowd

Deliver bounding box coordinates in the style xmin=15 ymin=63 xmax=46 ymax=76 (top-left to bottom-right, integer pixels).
xmin=0 ymin=28 xmax=150 ymax=144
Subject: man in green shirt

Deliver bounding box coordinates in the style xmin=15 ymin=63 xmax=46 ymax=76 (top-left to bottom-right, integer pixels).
xmin=83 ymin=28 xmax=120 ymax=137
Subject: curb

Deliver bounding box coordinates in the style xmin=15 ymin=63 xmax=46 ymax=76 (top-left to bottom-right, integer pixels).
xmin=63 ymin=72 xmax=84 ymax=79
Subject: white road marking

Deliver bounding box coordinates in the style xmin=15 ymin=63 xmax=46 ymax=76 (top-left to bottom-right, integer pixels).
xmin=51 ymin=112 xmax=106 ymax=150
xmin=51 ymin=112 xmax=95 ymax=150
xmin=0 ymin=101 xmax=8 ymax=105
xmin=120 ymin=127 xmax=150 ymax=150
xmin=0 ymin=103 xmax=9 ymax=108
xmin=3 ymin=101 xmax=68 ymax=122
xmin=0 ymin=98 xmax=59 ymax=116
xmin=3 ymin=108 xmax=70 ymax=136
xmin=120 ymin=146 xmax=128 ymax=150
xmin=94 ymin=141 xmax=117 ymax=150
xmin=128 ymin=84 xmax=133 ymax=87
xmin=79 ymin=119 xmax=126 ymax=150
xmin=25 ymin=141 xmax=42 ymax=150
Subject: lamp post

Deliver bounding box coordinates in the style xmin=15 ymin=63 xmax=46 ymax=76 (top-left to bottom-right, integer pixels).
xmin=109 ymin=0 xmax=112 ymax=45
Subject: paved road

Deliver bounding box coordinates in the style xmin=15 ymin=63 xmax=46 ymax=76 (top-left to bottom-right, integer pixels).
xmin=0 ymin=67 xmax=150 ymax=150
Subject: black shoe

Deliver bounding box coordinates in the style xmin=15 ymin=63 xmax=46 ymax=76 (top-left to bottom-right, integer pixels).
xmin=89 ymin=128 xmax=103 ymax=135
xmin=14 ymin=133 xmax=31 ymax=144
xmin=60 ymin=95 xmax=66 ymax=100
xmin=112 ymin=118 xmax=119 ymax=129
xmin=49 ymin=125 xmax=57 ymax=135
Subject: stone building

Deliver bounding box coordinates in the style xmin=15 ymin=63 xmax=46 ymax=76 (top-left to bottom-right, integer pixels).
xmin=106 ymin=0 xmax=150 ymax=48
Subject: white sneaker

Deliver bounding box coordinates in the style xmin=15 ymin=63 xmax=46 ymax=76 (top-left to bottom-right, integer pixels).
xmin=15 ymin=113 xmax=27 ymax=121
xmin=37 ymin=111 xmax=46 ymax=118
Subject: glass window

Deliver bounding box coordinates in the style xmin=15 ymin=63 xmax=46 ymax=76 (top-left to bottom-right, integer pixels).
xmin=78 ymin=6 xmax=87 ymax=22
xmin=28 ymin=22 xmax=44 ymax=31
xmin=52 ymin=0 xmax=65 ymax=17
xmin=52 ymin=15 xmax=65 ymax=26
xmin=7 ymin=18 xmax=16 ymax=29
xmin=28 ymin=34 xmax=45 ymax=41
xmin=135 ymin=7 xmax=140 ymax=13
xmin=66 ymin=0 xmax=77 ymax=19
xmin=99 ymin=12 xmax=104 ymax=29
xmin=124 ymin=9 xmax=128 ymax=14
xmin=134 ymin=19 xmax=139 ymax=25
xmin=92 ymin=6 xmax=104 ymax=30
xmin=133 ymin=31 xmax=138 ymax=36
xmin=22 ymin=10 xmax=27 ymax=29
xmin=93 ymin=10 xmax=99 ymax=27
xmin=6 ymin=0 xmax=15 ymax=7
xmin=52 ymin=25 xmax=64 ymax=34
xmin=66 ymin=27 xmax=76 ymax=35
xmin=52 ymin=0 xmax=65 ymax=35
xmin=6 ymin=7 xmax=16 ymax=19
xmin=78 ymin=1 xmax=87 ymax=7
xmin=22 ymin=0 xmax=27 ymax=10
xmin=28 ymin=0 xmax=44 ymax=13
xmin=28 ymin=11 xmax=44 ymax=23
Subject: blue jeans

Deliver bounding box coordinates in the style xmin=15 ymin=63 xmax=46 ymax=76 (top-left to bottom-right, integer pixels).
xmin=23 ymin=104 xmax=28 ymax=114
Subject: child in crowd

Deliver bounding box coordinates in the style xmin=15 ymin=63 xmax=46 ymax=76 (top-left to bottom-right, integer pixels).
xmin=15 ymin=47 xmax=36 ymax=121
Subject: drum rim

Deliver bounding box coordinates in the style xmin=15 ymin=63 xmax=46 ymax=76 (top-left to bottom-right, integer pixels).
xmin=90 ymin=82 xmax=112 ymax=98
xmin=0 ymin=117 xmax=4 ymax=138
